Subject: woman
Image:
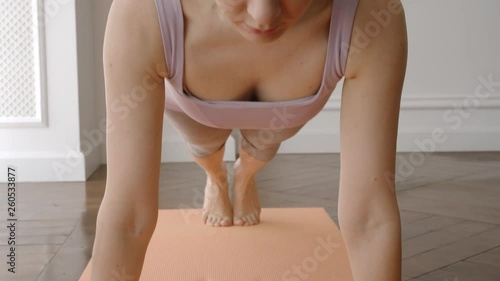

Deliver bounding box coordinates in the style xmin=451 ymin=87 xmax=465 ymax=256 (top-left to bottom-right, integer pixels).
xmin=92 ymin=0 xmax=407 ymax=280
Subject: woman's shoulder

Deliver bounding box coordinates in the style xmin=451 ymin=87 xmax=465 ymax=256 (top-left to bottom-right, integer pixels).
xmin=107 ymin=0 xmax=169 ymax=79
xmin=343 ymin=0 xmax=407 ymax=79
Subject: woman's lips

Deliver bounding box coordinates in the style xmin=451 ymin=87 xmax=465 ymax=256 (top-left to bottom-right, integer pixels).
xmin=245 ymin=24 xmax=279 ymax=35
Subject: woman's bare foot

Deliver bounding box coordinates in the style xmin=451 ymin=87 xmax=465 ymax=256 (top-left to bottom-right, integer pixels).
xmin=232 ymin=159 xmax=261 ymax=226
xmin=201 ymin=164 xmax=233 ymax=227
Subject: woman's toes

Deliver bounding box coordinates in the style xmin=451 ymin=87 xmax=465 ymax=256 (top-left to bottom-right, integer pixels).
xmin=253 ymin=214 xmax=260 ymax=225
xmin=243 ymin=216 xmax=251 ymax=226
xmin=248 ymin=215 xmax=257 ymax=226
xmin=205 ymin=215 xmax=232 ymax=227
xmin=208 ymin=216 xmax=216 ymax=226
xmin=216 ymin=216 xmax=226 ymax=227
xmin=220 ymin=217 xmax=232 ymax=226
xmin=248 ymin=215 xmax=256 ymax=225
xmin=234 ymin=217 xmax=244 ymax=226
xmin=242 ymin=216 xmax=252 ymax=226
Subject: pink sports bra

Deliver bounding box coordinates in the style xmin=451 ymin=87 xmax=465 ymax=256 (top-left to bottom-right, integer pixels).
xmin=154 ymin=0 xmax=359 ymax=129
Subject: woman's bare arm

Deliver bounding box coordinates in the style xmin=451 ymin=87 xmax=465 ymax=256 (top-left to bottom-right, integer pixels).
xmin=91 ymin=0 xmax=167 ymax=280
xmin=337 ymin=1 xmax=408 ymax=280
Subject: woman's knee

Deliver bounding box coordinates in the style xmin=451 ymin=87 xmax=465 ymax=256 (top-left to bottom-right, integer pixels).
xmin=164 ymin=108 xmax=232 ymax=157
xmin=184 ymin=141 xmax=226 ymax=158
xmin=239 ymin=126 xmax=304 ymax=161
xmin=238 ymin=127 xmax=301 ymax=162
xmin=239 ymin=126 xmax=303 ymax=150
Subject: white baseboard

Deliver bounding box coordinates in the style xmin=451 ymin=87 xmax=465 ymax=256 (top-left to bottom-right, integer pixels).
xmin=278 ymin=128 xmax=500 ymax=153
xmin=0 ymin=150 xmax=89 ymax=182
xmin=0 ymin=135 xmax=236 ymax=183
xmin=279 ymin=94 xmax=500 ymax=153
xmin=323 ymin=93 xmax=500 ymax=110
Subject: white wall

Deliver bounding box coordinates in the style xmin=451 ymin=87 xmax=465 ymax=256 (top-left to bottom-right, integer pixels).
xmin=0 ymin=0 xmax=86 ymax=182
xmin=92 ymin=0 xmax=112 ymax=167
xmin=76 ymin=0 xmax=101 ymax=181
xmin=280 ymin=0 xmax=500 ymax=153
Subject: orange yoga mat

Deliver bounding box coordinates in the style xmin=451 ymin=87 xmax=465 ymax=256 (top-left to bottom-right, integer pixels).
xmin=79 ymin=208 xmax=353 ymax=281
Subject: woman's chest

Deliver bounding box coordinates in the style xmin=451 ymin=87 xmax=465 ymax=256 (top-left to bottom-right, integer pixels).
xmin=182 ymin=38 xmax=328 ymax=102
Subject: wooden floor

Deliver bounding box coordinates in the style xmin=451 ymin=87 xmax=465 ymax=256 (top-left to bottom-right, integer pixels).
xmin=1 ymin=152 xmax=499 ymax=281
